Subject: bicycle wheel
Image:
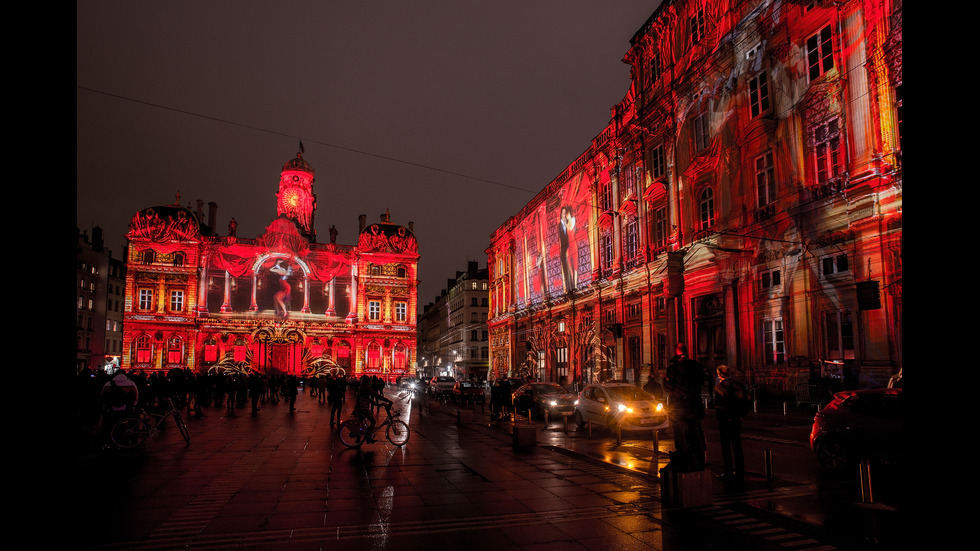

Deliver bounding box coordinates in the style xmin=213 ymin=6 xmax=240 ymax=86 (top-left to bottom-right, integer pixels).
xmin=172 ymin=411 xmax=191 ymax=444
xmin=338 ymin=418 xmax=366 ymax=448
xmin=386 ymin=420 xmax=410 ymax=446
xmin=111 ymin=417 xmax=151 ymax=449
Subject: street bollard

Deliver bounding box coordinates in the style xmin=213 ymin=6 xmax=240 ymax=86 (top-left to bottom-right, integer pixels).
xmin=616 ymin=424 xmax=622 ymax=444
xmin=544 ymin=410 xmax=549 ymax=428
xmin=653 ymin=430 xmax=660 ymax=459
xmin=859 ymin=460 xmax=874 ymax=503
xmin=563 ymin=414 xmax=568 ymax=433
xmin=783 ymin=401 xmax=788 ymax=416
xmin=764 ymin=447 xmax=774 ymax=481
xmin=588 ymin=420 xmax=592 ymax=437
xmin=753 ymin=400 xmax=758 ymax=414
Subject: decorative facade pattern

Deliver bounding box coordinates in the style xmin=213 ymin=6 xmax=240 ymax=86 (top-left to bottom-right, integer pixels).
xmin=488 ymin=0 xmax=902 ymax=394
xmin=121 ymin=151 xmax=420 ymax=381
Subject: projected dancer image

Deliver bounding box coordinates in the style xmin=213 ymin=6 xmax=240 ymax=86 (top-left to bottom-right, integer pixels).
xmin=270 ymin=259 xmax=293 ymax=319
xmin=558 ymin=205 xmax=577 ymax=293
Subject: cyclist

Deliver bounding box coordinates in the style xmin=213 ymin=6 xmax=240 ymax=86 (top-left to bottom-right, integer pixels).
xmin=354 ymin=374 xmax=392 ymax=442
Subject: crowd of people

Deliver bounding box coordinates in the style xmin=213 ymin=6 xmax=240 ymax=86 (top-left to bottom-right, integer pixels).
xmin=72 ymin=366 xmax=394 ymax=452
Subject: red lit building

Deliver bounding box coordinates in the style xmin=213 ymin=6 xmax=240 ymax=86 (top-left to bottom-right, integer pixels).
xmin=121 ymin=150 xmax=419 ymax=381
xmin=487 ymin=0 xmax=902 ymax=394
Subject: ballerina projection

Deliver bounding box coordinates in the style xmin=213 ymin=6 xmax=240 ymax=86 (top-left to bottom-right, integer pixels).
xmin=269 ymin=259 xmax=293 ymax=319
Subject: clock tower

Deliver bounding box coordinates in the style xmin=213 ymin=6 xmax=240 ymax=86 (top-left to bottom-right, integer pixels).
xmin=276 ymin=147 xmax=317 ymax=241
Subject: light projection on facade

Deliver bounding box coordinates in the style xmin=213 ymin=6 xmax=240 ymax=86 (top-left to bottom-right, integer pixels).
xmin=487 ymin=0 xmax=902 ymax=394
xmin=121 ymin=150 xmax=419 ymax=382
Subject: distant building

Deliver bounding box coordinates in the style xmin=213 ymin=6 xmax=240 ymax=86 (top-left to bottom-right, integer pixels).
xmin=417 ymin=261 xmax=489 ymax=383
xmin=77 ymin=226 xmax=127 ymax=374
xmin=487 ymin=0 xmax=902 ymax=393
xmin=120 ymin=149 xmax=419 ymax=381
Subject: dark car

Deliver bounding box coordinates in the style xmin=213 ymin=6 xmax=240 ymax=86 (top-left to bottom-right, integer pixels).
xmin=809 ymin=388 xmax=904 ymax=472
xmin=452 ymin=381 xmax=485 ymax=403
xmin=512 ymin=382 xmax=576 ymax=419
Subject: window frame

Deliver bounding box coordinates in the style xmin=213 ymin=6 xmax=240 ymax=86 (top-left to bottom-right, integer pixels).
xmin=368 ymin=299 xmax=382 ymax=321
xmin=749 ymin=71 xmax=770 ymax=118
xmin=762 ymin=317 xmax=785 ymax=365
xmin=814 ymin=118 xmax=842 ymax=183
xmin=698 ymin=187 xmax=715 ymax=230
xmin=806 ymin=25 xmax=835 ymax=82
xmin=755 ymin=150 xmax=776 ymax=206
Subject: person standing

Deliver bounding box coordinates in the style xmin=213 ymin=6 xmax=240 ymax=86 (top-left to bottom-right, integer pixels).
xmin=284 ymin=375 xmax=299 ymax=413
xmin=714 ymin=365 xmax=750 ymax=484
xmin=663 ymin=343 xmax=709 ymax=471
xmin=327 ymin=374 xmax=343 ymax=426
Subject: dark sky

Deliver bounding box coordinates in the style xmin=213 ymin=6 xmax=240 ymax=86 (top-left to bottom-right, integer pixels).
xmin=77 ymin=1 xmax=660 ymax=304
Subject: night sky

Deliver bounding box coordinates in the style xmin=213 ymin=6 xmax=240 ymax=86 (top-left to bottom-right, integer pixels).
xmin=77 ymin=1 xmax=661 ymax=304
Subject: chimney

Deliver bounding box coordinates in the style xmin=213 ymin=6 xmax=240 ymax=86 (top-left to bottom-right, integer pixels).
xmin=196 ymin=199 xmax=204 ymax=224
xmin=408 ymin=221 xmax=414 ymax=232
xmin=208 ymin=202 xmax=218 ymax=231
xmin=359 ymin=214 xmax=367 ymax=232
xmin=468 ymin=260 xmax=478 ymax=277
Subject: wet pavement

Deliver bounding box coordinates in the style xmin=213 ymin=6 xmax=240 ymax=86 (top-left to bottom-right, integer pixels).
xmin=69 ymin=389 xmax=903 ymax=550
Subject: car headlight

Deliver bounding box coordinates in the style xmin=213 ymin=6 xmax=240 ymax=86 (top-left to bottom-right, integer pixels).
xmin=655 ymin=403 xmax=664 ymax=412
xmin=617 ymin=403 xmax=634 ymax=414
xmin=549 ymin=400 xmax=558 ymax=407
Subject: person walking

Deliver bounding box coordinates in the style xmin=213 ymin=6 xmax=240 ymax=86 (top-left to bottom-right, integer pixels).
xmin=714 ymin=365 xmax=750 ymax=484
xmin=663 ymin=343 xmax=709 ymax=471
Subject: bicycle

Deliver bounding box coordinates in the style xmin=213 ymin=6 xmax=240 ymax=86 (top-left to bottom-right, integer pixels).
xmin=338 ymin=403 xmax=410 ymax=448
xmin=111 ymin=397 xmax=191 ymax=449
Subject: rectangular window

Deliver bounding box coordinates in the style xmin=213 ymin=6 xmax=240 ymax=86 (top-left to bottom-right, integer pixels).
xmin=821 ymin=254 xmax=849 ymax=276
xmin=806 ymin=25 xmax=834 ymax=82
xmin=625 ymin=218 xmax=639 ymax=260
xmin=749 ymin=71 xmax=770 ymax=117
xmin=169 ymin=290 xmax=184 ymax=312
xmin=761 ymin=268 xmax=781 ymax=291
xmin=814 ymin=119 xmax=842 ymax=183
xmin=690 ymin=8 xmax=705 ymax=45
xmin=600 ymin=182 xmax=612 ymax=211
xmin=755 ymin=151 xmax=776 ymax=206
xmin=649 ymin=52 xmax=661 ymax=86
xmin=368 ymin=300 xmax=381 ymax=321
xmin=601 ymin=232 xmax=613 ymax=269
xmin=395 ymin=301 xmax=407 ymax=322
xmin=654 ymin=206 xmax=668 ymax=249
xmin=650 ymin=144 xmax=665 ymax=180
xmin=138 ymin=288 xmax=153 ymax=311
xmin=693 ymin=112 xmax=710 ymax=152
xmin=824 ymin=310 xmax=855 ymax=360
xmin=763 ymin=318 xmax=785 ymax=364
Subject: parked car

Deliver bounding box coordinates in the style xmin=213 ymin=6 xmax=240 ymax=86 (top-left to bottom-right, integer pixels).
xmin=809 ymin=387 xmax=904 ymax=472
xmin=512 ymin=382 xmax=576 ymax=419
xmin=428 ymin=376 xmax=457 ymax=398
xmin=452 ymin=381 xmax=485 ymax=403
xmin=573 ymin=383 xmax=669 ymax=431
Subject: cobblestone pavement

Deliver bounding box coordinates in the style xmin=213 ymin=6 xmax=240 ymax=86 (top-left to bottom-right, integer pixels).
xmin=69 ymin=389 xmax=891 ymax=550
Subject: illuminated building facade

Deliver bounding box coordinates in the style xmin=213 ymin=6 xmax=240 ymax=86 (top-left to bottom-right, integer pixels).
xmin=121 ymin=150 xmax=419 ymax=381
xmin=487 ymin=0 xmax=902 ymax=393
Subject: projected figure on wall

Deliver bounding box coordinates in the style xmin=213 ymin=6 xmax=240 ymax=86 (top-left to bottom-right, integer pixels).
xmin=558 ymin=205 xmax=577 ymax=293
xmin=270 ymin=259 xmax=293 ymax=319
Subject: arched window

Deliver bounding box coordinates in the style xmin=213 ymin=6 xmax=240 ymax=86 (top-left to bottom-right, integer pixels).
xmin=698 ymin=187 xmax=715 ymax=230
xmin=134 ymin=334 xmax=152 ymax=364
xmin=393 ymin=343 xmax=407 ymax=370
xmin=367 ymin=342 xmax=382 ymax=369
xmin=166 ymin=336 xmax=183 ymax=365
xmin=204 ymin=337 xmax=218 ymax=363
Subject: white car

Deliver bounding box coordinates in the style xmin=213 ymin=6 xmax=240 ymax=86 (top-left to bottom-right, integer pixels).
xmin=428 ymin=376 xmax=457 ymax=397
xmin=573 ymin=383 xmax=669 ymax=431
